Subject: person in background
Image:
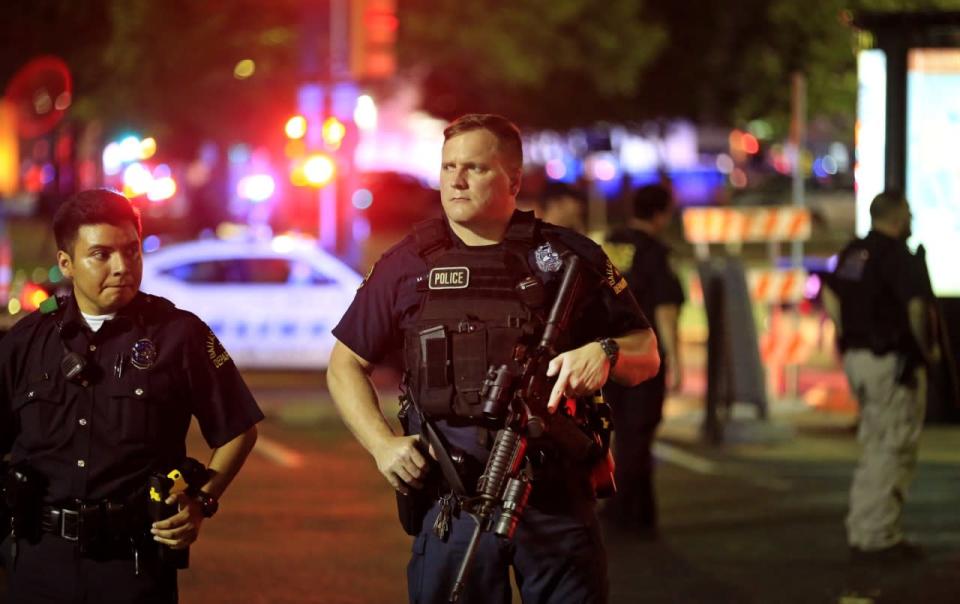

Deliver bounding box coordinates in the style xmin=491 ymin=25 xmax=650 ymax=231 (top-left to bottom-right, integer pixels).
xmin=822 ymin=190 xmax=938 ymax=562
xmin=602 ymin=183 xmax=684 ymax=537
xmin=539 ymin=182 xmax=588 ymax=234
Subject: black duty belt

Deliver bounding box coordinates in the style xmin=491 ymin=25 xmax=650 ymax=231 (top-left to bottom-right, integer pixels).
xmin=40 ymin=501 xmax=136 ymax=543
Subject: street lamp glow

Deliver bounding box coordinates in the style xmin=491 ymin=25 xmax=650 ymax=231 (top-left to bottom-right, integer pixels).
xmin=102 ymin=142 xmax=124 ymax=175
xmin=322 ymin=117 xmax=346 ymax=150
xmin=237 ymin=174 xmax=276 ymax=202
xmin=285 ymin=115 xmax=308 ymax=140
xmin=147 ymin=176 xmax=177 ymax=202
xmin=303 ymin=154 xmax=335 ymax=187
xmin=140 ymin=137 xmax=157 ymax=160
xmin=123 ymin=162 xmax=153 ymax=196
xmin=354 ymin=95 xmax=378 ymax=131
xmin=234 ymin=59 xmax=256 ymax=79
xmin=120 ymin=136 xmax=142 ymax=162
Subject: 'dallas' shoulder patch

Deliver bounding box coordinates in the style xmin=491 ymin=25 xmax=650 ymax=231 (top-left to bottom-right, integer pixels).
xmin=605 ymin=259 xmax=629 ymax=295
xmin=206 ymin=330 xmax=232 ymax=368
xmin=358 ymin=264 xmax=376 ymax=290
xmin=601 ymin=242 xmax=636 ymax=273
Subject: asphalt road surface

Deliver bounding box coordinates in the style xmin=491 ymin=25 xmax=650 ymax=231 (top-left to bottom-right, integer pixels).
xmin=3 ymin=370 xmax=959 ymax=603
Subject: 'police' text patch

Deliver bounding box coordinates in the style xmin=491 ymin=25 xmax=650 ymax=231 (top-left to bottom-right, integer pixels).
xmin=429 ymin=267 xmax=470 ymax=289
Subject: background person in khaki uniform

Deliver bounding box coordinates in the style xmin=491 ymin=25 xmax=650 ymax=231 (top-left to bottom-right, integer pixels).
xmin=823 ymin=190 xmax=939 ymax=561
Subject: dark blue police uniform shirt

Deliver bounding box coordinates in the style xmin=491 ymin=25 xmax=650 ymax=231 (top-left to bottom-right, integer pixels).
xmin=604 ymin=227 xmax=684 ymax=340
xmin=0 ymin=292 xmax=264 ymax=503
xmin=333 ymin=212 xmax=649 ymax=462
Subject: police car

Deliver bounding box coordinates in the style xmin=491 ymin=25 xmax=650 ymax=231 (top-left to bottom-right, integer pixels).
xmin=140 ymin=237 xmax=362 ymax=369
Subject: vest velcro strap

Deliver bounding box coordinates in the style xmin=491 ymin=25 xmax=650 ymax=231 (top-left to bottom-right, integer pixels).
xmin=413 ymin=219 xmax=452 ymax=261
xmin=504 ymin=210 xmax=538 ymax=242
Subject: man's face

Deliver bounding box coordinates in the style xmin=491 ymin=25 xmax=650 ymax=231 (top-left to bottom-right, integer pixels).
xmin=899 ymin=202 xmax=913 ymax=240
xmin=440 ymin=129 xmax=519 ymax=231
xmin=57 ymin=222 xmax=142 ymax=315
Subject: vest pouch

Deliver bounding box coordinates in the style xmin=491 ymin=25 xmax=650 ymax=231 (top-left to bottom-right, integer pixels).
xmin=417 ymin=325 xmax=455 ymax=416
xmin=451 ymin=328 xmax=487 ymax=417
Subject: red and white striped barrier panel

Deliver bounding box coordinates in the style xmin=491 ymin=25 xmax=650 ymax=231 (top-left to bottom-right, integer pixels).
xmin=760 ymin=329 xmax=813 ymax=366
xmin=747 ymin=268 xmax=807 ymax=305
xmin=683 ymin=206 xmax=812 ymax=244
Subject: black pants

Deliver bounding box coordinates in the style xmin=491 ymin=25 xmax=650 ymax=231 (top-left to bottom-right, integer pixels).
xmin=0 ymin=534 xmax=177 ymax=604
xmin=604 ymin=371 xmax=666 ymax=530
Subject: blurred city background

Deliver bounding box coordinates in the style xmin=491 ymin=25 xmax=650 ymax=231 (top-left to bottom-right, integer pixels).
xmin=1 ymin=1 xmax=959 ymax=602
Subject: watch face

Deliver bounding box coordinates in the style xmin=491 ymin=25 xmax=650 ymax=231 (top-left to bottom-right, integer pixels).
xmin=199 ymin=493 xmax=219 ymax=518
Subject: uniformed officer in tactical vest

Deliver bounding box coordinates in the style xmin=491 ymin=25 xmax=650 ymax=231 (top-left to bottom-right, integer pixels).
xmin=0 ymin=189 xmax=263 ymax=602
xmin=822 ymin=190 xmax=939 ymax=562
xmin=329 ymin=113 xmax=660 ymax=603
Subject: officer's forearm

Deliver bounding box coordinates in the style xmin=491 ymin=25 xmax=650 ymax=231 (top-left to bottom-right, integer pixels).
xmin=907 ymin=297 xmax=935 ymax=360
xmin=654 ymin=304 xmax=680 ymax=373
xmin=328 ymin=341 xmax=396 ymax=457
xmin=822 ymin=285 xmax=842 ymax=336
xmin=203 ymin=425 xmax=258 ymax=500
xmin=610 ymin=328 xmax=660 ymax=387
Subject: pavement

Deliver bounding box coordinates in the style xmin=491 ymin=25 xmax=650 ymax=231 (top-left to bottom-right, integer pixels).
xmin=1 ymin=366 xmax=957 ymax=603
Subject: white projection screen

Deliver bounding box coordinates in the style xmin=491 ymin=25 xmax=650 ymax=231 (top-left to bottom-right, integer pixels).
xmin=906 ymin=49 xmax=960 ymax=297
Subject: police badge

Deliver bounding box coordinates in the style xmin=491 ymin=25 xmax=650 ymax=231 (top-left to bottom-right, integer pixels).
xmin=130 ymin=338 xmax=158 ymax=370
xmin=534 ymin=243 xmax=563 ymax=273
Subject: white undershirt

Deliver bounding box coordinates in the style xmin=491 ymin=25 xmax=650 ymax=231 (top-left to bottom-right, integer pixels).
xmin=80 ymin=311 xmax=117 ymax=332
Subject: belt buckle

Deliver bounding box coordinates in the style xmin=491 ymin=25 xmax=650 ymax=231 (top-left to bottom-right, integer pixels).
xmin=60 ymin=508 xmax=81 ymax=542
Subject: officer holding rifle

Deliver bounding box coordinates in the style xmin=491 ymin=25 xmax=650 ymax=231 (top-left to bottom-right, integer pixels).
xmin=0 ymin=189 xmax=263 ymax=603
xmin=329 ymin=114 xmax=659 ymax=603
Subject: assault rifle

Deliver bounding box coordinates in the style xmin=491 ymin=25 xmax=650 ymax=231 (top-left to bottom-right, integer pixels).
xmin=448 ymin=252 xmax=592 ymax=603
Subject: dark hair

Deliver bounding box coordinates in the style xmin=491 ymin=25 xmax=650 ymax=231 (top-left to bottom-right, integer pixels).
xmin=540 ymin=182 xmax=587 ymax=211
xmin=869 ymin=189 xmax=907 ymax=223
xmin=632 ymin=184 xmax=673 ymax=220
xmin=443 ymin=113 xmax=523 ymax=173
xmin=53 ymin=189 xmax=142 ymax=254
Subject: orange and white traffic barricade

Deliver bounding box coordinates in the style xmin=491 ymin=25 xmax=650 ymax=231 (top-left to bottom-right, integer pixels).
xmin=747 ymin=268 xmax=807 ymax=305
xmin=683 ymin=206 xmax=812 ymax=245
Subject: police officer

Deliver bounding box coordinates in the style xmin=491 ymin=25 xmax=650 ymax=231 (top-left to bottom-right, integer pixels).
xmin=0 ymin=189 xmax=263 ymax=602
xmin=822 ymin=190 xmax=938 ymax=561
xmin=601 ymin=183 xmax=684 ymax=536
xmin=328 ymin=114 xmax=659 ymax=603
xmin=538 ymin=182 xmax=588 ymax=234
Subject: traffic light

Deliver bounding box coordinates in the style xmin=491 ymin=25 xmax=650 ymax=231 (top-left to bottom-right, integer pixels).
xmin=350 ymin=0 xmax=397 ymax=80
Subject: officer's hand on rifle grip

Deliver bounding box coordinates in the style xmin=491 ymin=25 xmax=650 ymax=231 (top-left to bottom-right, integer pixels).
xmin=373 ymin=435 xmax=432 ymax=494
xmin=151 ymin=492 xmax=204 ymax=550
xmin=546 ymin=342 xmax=611 ymax=412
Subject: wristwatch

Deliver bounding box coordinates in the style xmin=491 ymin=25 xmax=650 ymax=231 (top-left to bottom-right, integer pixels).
xmin=596 ymin=338 xmax=620 ymax=369
xmin=195 ymin=491 xmax=219 ymax=518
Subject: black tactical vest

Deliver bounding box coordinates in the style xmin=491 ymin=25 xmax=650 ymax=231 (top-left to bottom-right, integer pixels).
xmin=833 ymin=234 xmax=907 ymax=354
xmin=403 ymin=212 xmax=551 ymax=420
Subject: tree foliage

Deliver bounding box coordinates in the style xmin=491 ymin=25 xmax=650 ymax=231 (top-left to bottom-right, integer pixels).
xmin=1 ymin=0 xmax=303 ymax=157
xmin=398 ymin=0 xmax=666 ymax=129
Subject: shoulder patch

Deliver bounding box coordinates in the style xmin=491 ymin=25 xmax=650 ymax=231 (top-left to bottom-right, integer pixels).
xmin=358 ymin=263 xmax=376 ymax=290
xmin=601 ymin=242 xmax=636 ymax=273
xmin=605 ymin=259 xmax=629 ymax=295
xmin=206 ymin=330 xmax=232 ymax=368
